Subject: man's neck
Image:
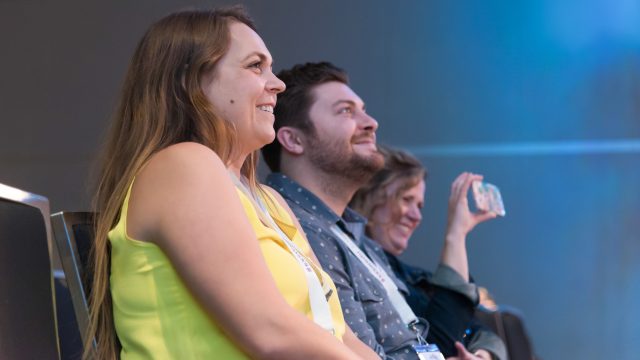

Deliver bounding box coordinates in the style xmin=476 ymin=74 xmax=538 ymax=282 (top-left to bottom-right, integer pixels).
xmin=281 ymin=159 xmax=361 ymax=216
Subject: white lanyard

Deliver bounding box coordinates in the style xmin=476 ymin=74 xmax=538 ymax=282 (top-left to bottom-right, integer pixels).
xmin=331 ymin=225 xmax=443 ymax=358
xmin=330 ymin=225 xmax=419 ymax=327
xmin=230 ymin=175 xmax=335 ymax=334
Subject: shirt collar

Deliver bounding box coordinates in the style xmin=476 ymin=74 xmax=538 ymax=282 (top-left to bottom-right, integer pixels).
xmin=266 ymin=173 xmax=340 ymax=226
xmin=341 ymin=208 xmax=369 ymax=246
xmin=266 ymin=173 xmax=372 ymax=244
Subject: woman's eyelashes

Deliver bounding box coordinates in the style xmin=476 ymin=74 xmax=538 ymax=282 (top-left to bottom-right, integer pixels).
xmin=247 ymin=57 xmax=274 ymax=75
xmin=402 ymin=195 xmax=423 ymax=209
xmin=247 ymin=60 xmax=264 ymax=73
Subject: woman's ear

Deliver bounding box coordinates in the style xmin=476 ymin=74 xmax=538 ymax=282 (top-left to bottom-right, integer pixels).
xmin=276 ymin=127 xmax=305 ymax=155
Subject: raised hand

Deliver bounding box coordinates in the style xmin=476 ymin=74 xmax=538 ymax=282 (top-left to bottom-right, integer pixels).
xmin=446 ymin=172 xmax=497 ymax=241
xmin=440 ymin=172 xmax=497 ymax=282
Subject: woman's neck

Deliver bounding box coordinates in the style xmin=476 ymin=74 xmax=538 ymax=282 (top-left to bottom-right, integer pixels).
xmin=227 ymin=154 xmax=247 ymax=178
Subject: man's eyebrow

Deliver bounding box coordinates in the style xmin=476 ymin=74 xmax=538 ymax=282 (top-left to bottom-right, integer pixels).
xmin=331 ymin=99 xmax=359 ymax=108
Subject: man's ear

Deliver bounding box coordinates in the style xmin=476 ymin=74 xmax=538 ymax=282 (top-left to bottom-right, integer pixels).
xmin=277 ymin=126 xmax=305 ymax=155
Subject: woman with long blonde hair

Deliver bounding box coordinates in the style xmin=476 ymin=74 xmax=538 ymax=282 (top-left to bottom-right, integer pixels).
xmin=89 ymin=7 xmax=376 ymax=359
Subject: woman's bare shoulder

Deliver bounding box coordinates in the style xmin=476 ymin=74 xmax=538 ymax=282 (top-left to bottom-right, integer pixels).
xmin=150 ymin=142 xmax=224 ymax=168
xmin=127 ymin=142 xmax=233 ymax=241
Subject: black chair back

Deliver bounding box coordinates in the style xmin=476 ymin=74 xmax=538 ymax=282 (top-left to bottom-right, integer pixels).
xmin=475 ymin=306 xmax=538 ymax=360
xmin=0 ymin=183 xmax=61 ymax=359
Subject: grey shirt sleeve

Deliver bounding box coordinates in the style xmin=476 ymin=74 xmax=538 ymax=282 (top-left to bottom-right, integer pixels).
xmin=467 ymin=328 xmax=508 ymax=360
xmin=430 ymin=263 xmax=479 ymax=305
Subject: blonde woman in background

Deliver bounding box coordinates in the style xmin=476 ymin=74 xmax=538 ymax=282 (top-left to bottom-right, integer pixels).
xmin=351 ymin=146 xmax=505 ymax=360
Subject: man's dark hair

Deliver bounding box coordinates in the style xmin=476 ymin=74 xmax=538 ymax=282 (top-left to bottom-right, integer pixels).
xmin=261 ymin=62 xmax=349 ymax=172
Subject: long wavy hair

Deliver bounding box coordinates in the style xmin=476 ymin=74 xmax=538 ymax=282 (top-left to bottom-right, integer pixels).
xmin=350 ymin=146 xmax=426 ymax=236
xmin=88 ymin=7 xmax=258 ymax=359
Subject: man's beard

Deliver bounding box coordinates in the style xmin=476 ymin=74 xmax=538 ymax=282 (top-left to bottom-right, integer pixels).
xmin=306 ymin=132 xmax=384 ymax=184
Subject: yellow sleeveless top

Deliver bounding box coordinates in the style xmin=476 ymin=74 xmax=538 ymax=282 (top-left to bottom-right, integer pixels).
xmin=109 ymin=182 xmax=346 ymax=359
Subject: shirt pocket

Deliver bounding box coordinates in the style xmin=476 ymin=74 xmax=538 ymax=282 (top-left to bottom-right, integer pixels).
xmin=353 ymin=274 xmax=385 ymax=304
xmin=353 ymin=276 xmax=395 ymax=339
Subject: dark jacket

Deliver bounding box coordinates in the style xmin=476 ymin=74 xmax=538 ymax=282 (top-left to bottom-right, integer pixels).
xmin=386 ymin=253 xmax=507 ymax=360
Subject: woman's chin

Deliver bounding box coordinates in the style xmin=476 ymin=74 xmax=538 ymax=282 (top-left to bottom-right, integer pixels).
xmin=252 ymin=132 xmax=276 ymax=150
xmin=384 ymin=240 xmax=407 ymax=256
xmin=389 ymin=232 xmax=411 ymax=253
xmin=262 ymin=130 xmax=276 ymax=145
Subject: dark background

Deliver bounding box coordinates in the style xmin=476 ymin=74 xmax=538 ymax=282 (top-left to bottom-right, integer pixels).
xmin=1 ymin=1 xmax=639 ymax=358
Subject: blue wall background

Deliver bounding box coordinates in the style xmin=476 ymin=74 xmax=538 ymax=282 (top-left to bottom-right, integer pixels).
xmin=374 ymin=2 xmax=640 ymax=359
xmin=1 ymin=1 xmax=638 ymax=359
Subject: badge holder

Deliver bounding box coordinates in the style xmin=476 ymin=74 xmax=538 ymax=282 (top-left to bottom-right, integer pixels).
xmin=410 ymin=322 xmax=445 ymax=360
xmin=413 ymin=344 xmax=445 ymax=360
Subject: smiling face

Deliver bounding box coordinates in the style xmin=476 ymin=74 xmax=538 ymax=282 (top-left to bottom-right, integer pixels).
xmin=303 ymin=81 xmax=384 ymax=182
xmin=369 ymin=178 xmax=425 ymax=256
xmin=202 ymin=21 xmax=285 ymax=156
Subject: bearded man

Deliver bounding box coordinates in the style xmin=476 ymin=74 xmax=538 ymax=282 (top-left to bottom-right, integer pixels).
xmin=262 ymin=62 xmax=502 ymax=360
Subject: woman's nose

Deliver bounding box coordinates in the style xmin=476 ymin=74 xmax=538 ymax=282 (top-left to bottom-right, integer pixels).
xmin=407 ymin=205 xmax=422 ymax=223
xmin=268 ymin=72 xmax=286 ymax=94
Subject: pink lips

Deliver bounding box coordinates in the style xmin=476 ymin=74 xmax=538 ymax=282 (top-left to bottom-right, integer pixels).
xmin=396 ymin=220 xmax=418 ymax=236
xmin=256 ymin=96 xmax=277 ymax=108
xmin=353 ymin=137 xmax=376 ymax=148
xmin=354 ymin=134 xmax=376 ymax=143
